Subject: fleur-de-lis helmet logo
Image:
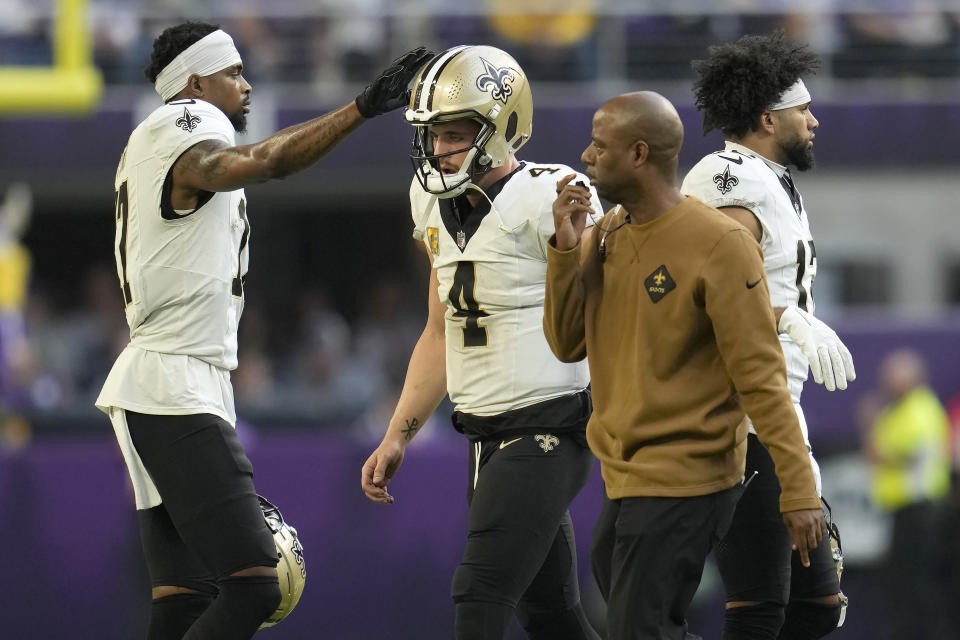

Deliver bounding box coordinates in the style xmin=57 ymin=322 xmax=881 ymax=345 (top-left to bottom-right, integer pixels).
xmin=292 ymin=538 xmax=305 ymax=576
xmin=176 ymin=107 xmax=201 ymax=132
xmin=713 ymin=166 xmax=739 ymax=195
xmin=475 ymin=57 xmax=516 ymax=104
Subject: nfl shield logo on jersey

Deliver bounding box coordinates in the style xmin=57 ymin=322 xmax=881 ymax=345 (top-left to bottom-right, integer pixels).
xmin=456 ymin=230 xmax=466 ymax=250
xmin=427 ymin=227 xmax=440 ymax=255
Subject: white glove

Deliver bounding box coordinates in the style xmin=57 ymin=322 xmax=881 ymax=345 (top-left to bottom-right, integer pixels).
xmin=778 ymin=306 xmax=856 ymax=391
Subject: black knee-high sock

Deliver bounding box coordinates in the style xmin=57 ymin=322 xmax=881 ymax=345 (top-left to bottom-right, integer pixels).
xmin=183 ymin=576 xmax=281 ymax=640
xmin=148 ymin=593 xmax=214 ymax=640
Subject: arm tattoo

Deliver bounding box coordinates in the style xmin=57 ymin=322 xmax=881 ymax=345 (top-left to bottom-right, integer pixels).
xmin=401 ymin=418 xmax=420 ymax=441
xmin=174 ymin=105 xmax=360 ymax=188
xmin=201 ymin=151 xmax=229 ymax=181
xmin=174 ymin=141 xmax=229 ymax=185
xmin=274 ymin=108 xmax=360 ymax=176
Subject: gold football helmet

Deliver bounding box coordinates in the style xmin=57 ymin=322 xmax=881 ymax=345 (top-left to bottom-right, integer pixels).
xmin=824 ymin=502 xmax=848 ymax=628
xmin=405 ymin=45 xmax=533 ymax=198
xmin=257 ymin=496 xmax=306 ymax=628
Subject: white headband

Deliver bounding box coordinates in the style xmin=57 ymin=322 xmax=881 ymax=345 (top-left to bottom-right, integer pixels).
xmin=154 ymin=30 xmax=242 ymax=102
xmin=769 ymin=79 xmax=811 ymax=111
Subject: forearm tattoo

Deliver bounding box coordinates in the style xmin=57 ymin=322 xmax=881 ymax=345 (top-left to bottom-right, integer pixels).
xmin=175 ymin=141 xmax=229 ymax=183
xmin=401 ymin=418 xmax=420 ymax=441
xmin=274 ymin=108 xmax=360 ymax=176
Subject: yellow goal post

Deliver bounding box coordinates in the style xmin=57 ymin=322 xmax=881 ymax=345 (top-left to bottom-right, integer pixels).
xmin=0 ymin=0 xmax=102 ymax=114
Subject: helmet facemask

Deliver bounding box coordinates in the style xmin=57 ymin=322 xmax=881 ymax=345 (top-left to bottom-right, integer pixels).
xmin=409 ymin=116 xmax=496 ymax=199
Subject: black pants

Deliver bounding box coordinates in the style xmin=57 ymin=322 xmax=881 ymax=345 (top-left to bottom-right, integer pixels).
xmin=592 ymin=486 xmax=741 ymax=640
xmin=715 ymin=435 xmax=839 ymax=606
xmin=127 ymin=412 xmax=277 ymax=591
xmin=451 ymin=430 xmax=595 ymax=629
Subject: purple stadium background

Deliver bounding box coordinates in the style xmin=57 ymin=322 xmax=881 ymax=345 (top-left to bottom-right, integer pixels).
xmin=2 ymin=321 xmax=958 ymax=639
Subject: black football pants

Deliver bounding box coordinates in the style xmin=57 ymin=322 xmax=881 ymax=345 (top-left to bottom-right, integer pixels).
xmin=451 ymin=431 xmax=598 ymax=640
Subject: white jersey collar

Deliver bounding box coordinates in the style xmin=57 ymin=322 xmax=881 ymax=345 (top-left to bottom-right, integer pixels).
xmin=723 ymin=140 xmax=788 ymax=179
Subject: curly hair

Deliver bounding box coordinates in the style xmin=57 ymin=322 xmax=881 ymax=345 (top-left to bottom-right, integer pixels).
xmin=143 ymin=22 xmax=221 ymax=84
xmin=691 ymin=31 xmax=819 ymax=138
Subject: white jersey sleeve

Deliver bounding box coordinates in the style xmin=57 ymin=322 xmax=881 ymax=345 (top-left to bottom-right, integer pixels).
xmin=409 ymin=162 xmax=591 ymax=415
xmin=122 ymin=99 xmax=236 ymax=192
xmin=681 ymin=151 xmax=768 ymax=214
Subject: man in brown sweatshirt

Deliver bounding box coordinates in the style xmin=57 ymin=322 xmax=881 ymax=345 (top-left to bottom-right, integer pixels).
xmin=542 ymin=91 xmax=826 ymax=640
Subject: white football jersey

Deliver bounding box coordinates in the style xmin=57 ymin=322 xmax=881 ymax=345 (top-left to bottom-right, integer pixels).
xmin=111 ymin=98 xmax=249 ymax=370
xmin=682 ymin=141 xmax=816 ymax=402
xmin=97 ymin=98 xmax=249 ymax=508
xmin=411 ymin=162 xmax=596 ymax=416
xmin=97 ymin=99 xmax=249 ymax=423
xmin=683 ymin=142 xmax=822 ymax=492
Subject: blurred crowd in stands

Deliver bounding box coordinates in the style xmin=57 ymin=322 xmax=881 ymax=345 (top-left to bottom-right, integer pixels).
xmin=0 ymin=179 xmax=431 ymax=432
xmin=4 ymin=1 xmax=960 ymax=431
xmin=3 ymin=1 xmax=960 ymax=85
xmin=5 ymin=261 xmax=435 ymax=431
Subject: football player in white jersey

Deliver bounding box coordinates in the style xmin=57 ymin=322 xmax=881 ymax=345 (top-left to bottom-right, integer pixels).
xmin=681 ymin=32 xmax=855 ymax=639
xmin=360 ymin=46 xmax=602 ymax=640
xmin=95 ymin=22 xmax=431 ymax=639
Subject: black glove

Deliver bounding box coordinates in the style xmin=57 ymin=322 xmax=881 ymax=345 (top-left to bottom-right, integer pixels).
xmin=355 ymin=46 xmax=435 ymax=118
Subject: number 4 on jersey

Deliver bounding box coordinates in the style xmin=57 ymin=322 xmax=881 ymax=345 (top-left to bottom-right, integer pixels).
xmin=528 ymin=167 xmax=560 ymax=178
xmin=448 ymin=261 xmax=488 ymax=347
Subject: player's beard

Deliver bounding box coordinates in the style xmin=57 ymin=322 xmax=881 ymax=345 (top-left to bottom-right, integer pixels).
xmin=784 ymin=135 xmax=815 ymax=171
xmin=230 ymin=110 xmax=247 ymax=133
